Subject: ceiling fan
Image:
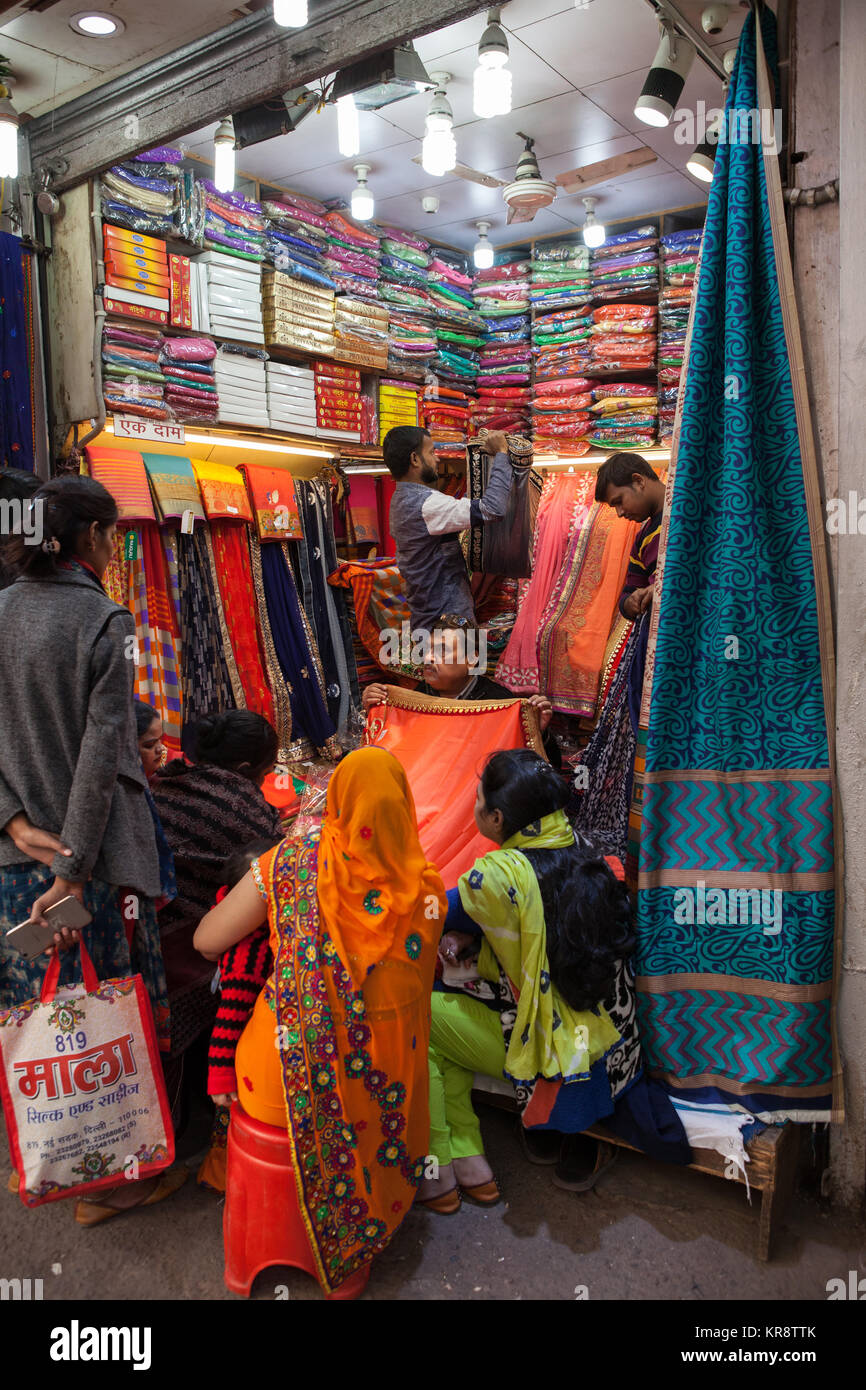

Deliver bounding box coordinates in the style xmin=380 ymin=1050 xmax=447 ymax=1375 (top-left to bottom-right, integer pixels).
xmin=414 ymin=134 xmax=657 ymax=224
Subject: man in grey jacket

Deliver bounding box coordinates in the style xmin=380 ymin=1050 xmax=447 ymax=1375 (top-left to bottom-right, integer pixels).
xmin=384 ymin=426 xmax=512 ymax=639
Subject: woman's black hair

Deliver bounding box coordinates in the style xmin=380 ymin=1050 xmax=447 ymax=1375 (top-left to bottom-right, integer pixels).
xmin=0 ymin=475 xmax=118 ymax=579
xmin=223 ymin=839 xmax=280 ymax=889
xmin=480 ymin=749 xmax=635 ymax=1012
xmin=192 ymin=710 xmax=278 ymax=781
xmin=134 ymin=700 xmax=160 ymax=739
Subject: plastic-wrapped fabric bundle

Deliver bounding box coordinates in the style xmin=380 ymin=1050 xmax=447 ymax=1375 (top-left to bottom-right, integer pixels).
xmin=533 ymin=243 xmax=590 ymax=265
xmin=380 ymin=238 xmax=430 ymax=269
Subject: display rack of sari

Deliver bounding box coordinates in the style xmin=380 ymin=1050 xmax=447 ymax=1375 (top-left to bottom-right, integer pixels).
xmin=255 ymin=538 xmax=336 ymax=755
xmin=293 ymin=474 xmax=361 ymax=730
xmin=176 ymin=528 xmax=237 ymax=734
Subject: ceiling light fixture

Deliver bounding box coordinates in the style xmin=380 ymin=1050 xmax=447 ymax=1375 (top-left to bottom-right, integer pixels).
xmin=581 ymin=196 xmax=606 ymax=249
xmin=273 ymin=0 xmax=308 ymax=27
xmin=473 ymin=8 xmax=512 ymax=120
xmin=337 ymin=93 xmax=360 ymax=158
xmin=213 ymin=116 xmax=236 ymax=194
xmin=634 ymin=20 xmax=695 ymax=128
xmin=69 ymin=12 xmax=125 ymax=36
xmin=422 ymin=73 xmax=457 ymax=178
xmin=473 ymin=221 xmax=494 ymax=271
xmin=686 ymin=103 xmax=724 ymax=183
xmin=0 ymin=71 xmax=19 ymax=180
xmin=350 ymin=163 xmax=374 ymax=221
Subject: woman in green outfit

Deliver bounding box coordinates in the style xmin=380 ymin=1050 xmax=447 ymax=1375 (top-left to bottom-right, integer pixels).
xmin=419 ymin=749 xmax=635 ymax=1214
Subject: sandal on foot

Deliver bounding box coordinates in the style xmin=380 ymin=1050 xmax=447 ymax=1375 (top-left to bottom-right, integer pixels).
xmin=416 ymin=1186 xmax=462 ymax=1215
xmin=460 ymin=1179 xmax=501 ymax=1207
xmin=74 ymin=1167 xmax=188 ymax=1227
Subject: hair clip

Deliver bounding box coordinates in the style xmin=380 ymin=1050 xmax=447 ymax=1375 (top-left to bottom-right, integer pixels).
xmin=41 ymin=538 xmax=61 ymax=554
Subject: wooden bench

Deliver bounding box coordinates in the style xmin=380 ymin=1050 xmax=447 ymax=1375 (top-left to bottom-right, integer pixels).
xmin=472 ymin=1080 xmax=803 ymax=1261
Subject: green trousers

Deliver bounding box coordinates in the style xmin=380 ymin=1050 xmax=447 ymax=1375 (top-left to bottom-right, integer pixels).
xmin=428 ymin=990 xmax=506 ymax=1166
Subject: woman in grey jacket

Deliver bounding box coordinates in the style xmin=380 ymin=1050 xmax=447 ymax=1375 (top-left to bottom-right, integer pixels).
xmin=0 ymin=476 xmax=169 ymax=1052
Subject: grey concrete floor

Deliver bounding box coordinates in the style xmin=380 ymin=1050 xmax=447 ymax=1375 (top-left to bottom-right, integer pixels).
xmin=3 ymin=1102 xmax=863 ymax=1302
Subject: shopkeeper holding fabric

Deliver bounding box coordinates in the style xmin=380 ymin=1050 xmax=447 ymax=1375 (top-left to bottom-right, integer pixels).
xmin=383 ymin=426 xmax=512 ymax=636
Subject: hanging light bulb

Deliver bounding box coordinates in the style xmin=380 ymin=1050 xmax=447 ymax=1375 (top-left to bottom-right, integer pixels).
xmin=0 ymin=79 xmax=19 ymax=180
xmin=687 ymin=104 xmax=724 ymax=183
xmin=473 ymin=8 xmax=512 ymax=120
xmin=273 ymin=0 xmax=308 ymax=26
xmin=350 ymin=163 xmax=374 ymax=221
xmin=634 ymin=20 xmax=695 ymax=128
xmin=473 ymin=221 xmax=494 ymax=271
xmin=421 ymin=73 xmax=457 ymax=178
xmin=337 ymin=93 xmax=360 ymax=158
xmin=213 ymin=116 xmax=236 ymax=194
xmin=582 ymin=196 xmax=606 ymax=249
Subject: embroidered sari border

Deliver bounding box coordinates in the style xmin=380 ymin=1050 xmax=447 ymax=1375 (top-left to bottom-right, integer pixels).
xmin=650 ymin=1070 xmax=832 ymax=1100
xmin=644 ymin=768 xmax=832 ymax=785
xmin=639 ymin=869 xmax=834 ymax=892
xmin=382 ymin=686 xmax=546 ymax=758
xmin=636 ymin=973 xmax=832 ymax=1003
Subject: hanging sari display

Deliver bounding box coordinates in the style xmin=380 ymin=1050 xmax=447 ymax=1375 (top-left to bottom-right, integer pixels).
xmin=536 ymin=499 xmax=635 ymax=717
xmin=176 ymin=529 xmax=236 ymax=733
xmin=634 ymin=9 xmax=840 ymax=1122
xmin=85 ymin=446 xmax=157 ymax=524
xmin=257 ymin=539 xmax=336 ymax=752
xmin=345 ymin=474 xmax=379 ymax=545
xmin=364 ymin=688 xmax=544 ymax=889
xmin=0 ymin=233 xmax=35 ymax=472
xmin=209 ymin=521 xmax=275 ymax=723
xmin=497 ymin=471 xmax=594 ymax=692
xmin=141 ymin=453 xmax=206 ymax=525
xmin=467 ymin=435 xmax=534 ymax=578
xmin=129 ymin=524 xmax=183 ymax=755
xmin=294 ymin=476 xmax=360 ymax=729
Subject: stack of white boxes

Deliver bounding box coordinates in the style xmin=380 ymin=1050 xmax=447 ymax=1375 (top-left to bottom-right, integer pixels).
xmin=266 ymin=361 xmax=317 ymax=435
xmin=215 ymin=346 xmax=269 ymax=429
xmin=193 ymin=251 xmax=265 ymax=345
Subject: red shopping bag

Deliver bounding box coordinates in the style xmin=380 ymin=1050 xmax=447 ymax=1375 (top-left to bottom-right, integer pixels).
xmin=0 ymin=941 xmax=173 ymax=1206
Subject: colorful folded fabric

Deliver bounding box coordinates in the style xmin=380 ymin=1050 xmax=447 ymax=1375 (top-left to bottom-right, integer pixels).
xmin=239 ymin=463 xmax=303 ymax=542
xmin=141 ymin=452 xmax=206 ymax=524
xmin=84 ymin=446 xmax=157 ymax=523
xmin=190 ymin=459 xmax=253 ymax=523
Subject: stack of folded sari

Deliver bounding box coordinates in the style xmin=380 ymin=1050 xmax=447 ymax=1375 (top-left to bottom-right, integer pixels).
xmin=199 ymin=181 xmax=266 ymax=262
xmin=262 ymin=193 xmax=337 ymax=291
xmin=102 ymin=321 xmax=168 ymax=420
xmin=427 ymin=249 xmax=483 ymax=392
xmin=531 ymin=374 xmax=598 ymax=457
xmin=530 ymin=241 xmax=592 ymax=310
xmin=422 ymin=384 xmax=471 ymax=458
xmin=159 ymin=335 xmax=219 ymax=423
xmin=657 ymin=228 xmax=703 ymax=444
xmin=325 ymin=211 xmax=381 ymax=301
xmin=474 ymin=261 xmax=531 ymax=327
xmin=532 ymin=306 xmax=595 ymax=390
xmin=100 ymin=155 xmax=181 ymax=238
xmin=590 ymin=225 xmax=659 ymax=298
xmin=588 ymin=380 xmax=658 ymax=450
xmin=589 ymin=303 xmax=657 ymax=374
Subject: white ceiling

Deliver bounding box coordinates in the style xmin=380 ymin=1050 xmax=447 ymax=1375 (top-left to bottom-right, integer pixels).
xmin=181 ymin=0 xmax=753 ymax=249
xmin=2 ymin=0 xmax=760 ymax=249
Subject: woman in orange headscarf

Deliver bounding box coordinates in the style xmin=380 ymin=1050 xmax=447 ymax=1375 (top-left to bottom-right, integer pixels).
xmin=193 ymin=747 xmax=446 ymax=1296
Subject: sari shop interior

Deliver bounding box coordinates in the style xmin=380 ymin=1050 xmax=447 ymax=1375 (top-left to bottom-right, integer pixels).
xmin=2 ymin=0 xmax=861 ymax=1293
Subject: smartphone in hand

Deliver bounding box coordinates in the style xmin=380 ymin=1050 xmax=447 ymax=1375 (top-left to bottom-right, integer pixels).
xmin=5 ymin=896 xmax=92 ymax=960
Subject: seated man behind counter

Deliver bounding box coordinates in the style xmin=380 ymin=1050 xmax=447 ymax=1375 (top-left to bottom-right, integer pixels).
xmin=384 ymin=426 xmax=512 ymax=636
xmin=362 ymin=617 xmax=560 ymax=768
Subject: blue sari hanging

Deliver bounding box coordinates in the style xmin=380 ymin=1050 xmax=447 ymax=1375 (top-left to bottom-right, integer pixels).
xmin=0 ymin=232 xmax=35 ymax=472
xmin=634 ymin=9 xmax=839 ymax=1122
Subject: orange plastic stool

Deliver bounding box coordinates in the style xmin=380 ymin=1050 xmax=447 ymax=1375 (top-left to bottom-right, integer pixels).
xmin=223 ymin=1101 xmax=370 ymax=1300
